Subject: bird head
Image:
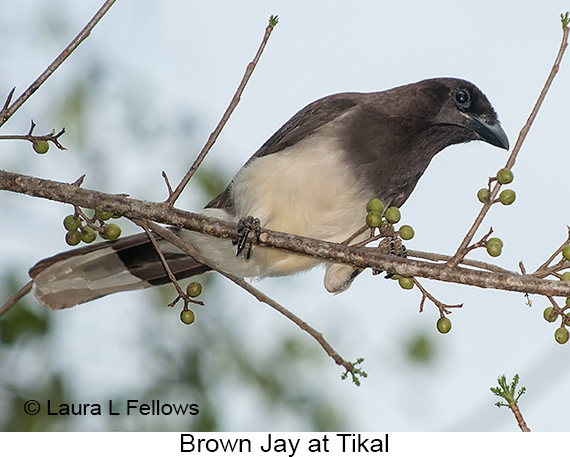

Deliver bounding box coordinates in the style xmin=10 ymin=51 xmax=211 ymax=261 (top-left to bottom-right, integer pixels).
xmin=423 ymin=78 xmax=509 ymax=150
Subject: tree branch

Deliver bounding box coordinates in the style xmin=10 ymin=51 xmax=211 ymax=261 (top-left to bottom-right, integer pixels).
xmin=0 ymin=281 xmax=33 ymax=318
xmin=166 ymin=15 xmax=278 ymax=205
xmin=2 ymin=169 xmax=570 ymax=298
xmin=0 ymin=0 xmax=116 ymax=127
xmin=0 ymin=120 xmax=66 ymax=150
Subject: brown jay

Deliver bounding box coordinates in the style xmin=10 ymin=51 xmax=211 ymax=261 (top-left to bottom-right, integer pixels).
xmin=29 ymin=77 xmax=509 ymax=309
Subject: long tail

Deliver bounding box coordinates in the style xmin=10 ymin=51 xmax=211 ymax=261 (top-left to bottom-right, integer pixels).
xmin=29 ymin=228 xmax=210 ymax=310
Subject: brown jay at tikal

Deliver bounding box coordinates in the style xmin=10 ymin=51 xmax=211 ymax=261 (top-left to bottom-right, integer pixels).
xmin=29 ymin=77 xmax=509 ymax=310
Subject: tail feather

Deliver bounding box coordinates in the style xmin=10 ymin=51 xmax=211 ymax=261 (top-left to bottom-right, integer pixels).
xmin=29 ymin=230 xmax=210 ymax=310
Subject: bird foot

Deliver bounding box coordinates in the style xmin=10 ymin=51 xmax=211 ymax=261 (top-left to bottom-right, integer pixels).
xmin=372 ymin=237 xmax=407 ymax=278
xmin=233 ymin=216 xmax=261 ymax=259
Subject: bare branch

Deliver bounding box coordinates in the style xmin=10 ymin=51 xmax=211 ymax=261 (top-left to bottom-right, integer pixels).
xmin=0 ymin=281 xmax=33 ymax=318
xmin=408 ymin=249 xmax=514 ymax=275
xmin=166 ymin=15 xmax=278 ymax=205
xmin=2 ymin=169 xmax=570 ymax=298
xmin=413 ymin=278 xmax=463 ymax=316
xmin=0 ymin=0 xmax=116 ymax=127
xmin=0 ymin=125 xmax=67 ymax=150
xmin=1 ymin=87 xmax=15 ymax=112
xmin=532 ymin=227 xmax=570 ymax=277
xmin=161 ymin=171 xmax=174 ymax=199
xmin=142 ymin=219 xmax=356 ymax=375
xmin=137 ymin=219 xmax=189 ymax=305
xmin=230 ymin=276 xmax=357 ymax=373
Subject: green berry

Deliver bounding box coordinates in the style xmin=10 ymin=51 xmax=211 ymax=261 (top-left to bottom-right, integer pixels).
xmin=561 ymin=272 xmax=570 ymax=281
xmin=81 ymin=227 xmax=97 ymax=243
xmin=385 ymin=206 xmax=401 ymax=224
xmin=496 ymin=168 xmax=514 ymax=185
xmin=543 ymin=306 xmax=557 ymax=323
xmin=65 ymin=230 xmax=82 ymax=246
xmin=486 ymin=240 xmax=502 ymax=257
xmin=366 ymin=210 xmax=383 ymax=228
xmin=562 ymin=245 xmax=570 ymax=262
xmin=477 ymin=188 xmax=489 ymax=203
xmin=102 ymin=223 xmax=121 ymax=240
xmin=33 ymin=140 xmax=49 ymax=154
xmin=390 ymin=274 xmax=402 ymax=281
xmin=63 ymin=214 xmax=81 ymax=231
xmin=398 ymin=276 xmax=414 ymax=290
xmin=488 ymin=237 xmax=503 ymax=248
xmin=186 ymin=281 xmax=202 ymax=298
xmin=180 ymin=309 xmax=196 ymax=325
xmin=95 ymin=210 xmax=113 ymax=221
xmin=436 ymin=317 xmax=452 ymax=334
xmin=566 ymin=297 xmax=570 ymax=307
xmin=555 ymin=327 xmax=569 ymax=345
xmin=399 ymin=225 xmax=415 ymax=241
xmin=366 ymin=198 xmax=384 ymax=214
xmin=499 ymin=189 xmax=516 ymax=206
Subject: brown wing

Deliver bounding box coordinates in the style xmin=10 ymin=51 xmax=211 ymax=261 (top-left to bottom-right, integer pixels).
xmin=205 ymin=93 xmax=360 ymax=210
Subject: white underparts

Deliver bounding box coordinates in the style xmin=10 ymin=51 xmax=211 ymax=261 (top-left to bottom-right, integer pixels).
xmin=184 ymin=125 xmax=374 ymax=288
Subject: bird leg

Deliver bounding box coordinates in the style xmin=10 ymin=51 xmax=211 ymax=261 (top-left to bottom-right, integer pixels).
xmin=233 ymin=216 xmax=261 ymax=259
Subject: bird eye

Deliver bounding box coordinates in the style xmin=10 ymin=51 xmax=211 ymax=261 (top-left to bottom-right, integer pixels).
xmin=454 ymin=89 xmax=471 ymax=108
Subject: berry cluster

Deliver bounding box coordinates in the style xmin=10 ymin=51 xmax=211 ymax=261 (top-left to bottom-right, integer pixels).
xmin=365 ymin=198 xmax=415 ymax=290
xmin=477 ymin=168 xmax=516 ymax=208
xmin=63 ymin=210 xmax=122 ymax=246
xmin=180 ymin=281 xmax=202 ymax=325
xmin=543 ymin=246 xmax=570 ymax=344
xmin=476 ymin=168 xmax=517 ymax=259
xmin=366 ymin=199 xmax=455 ymax=333
xmin=365 ymin=198 xmax=415 ymax=241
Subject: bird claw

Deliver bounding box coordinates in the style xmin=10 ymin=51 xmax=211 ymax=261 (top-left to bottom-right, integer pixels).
xmin=233 ymin=216 xmax=261 ymax=259
xmin=375 ymin=237 xmax=407 ymax=278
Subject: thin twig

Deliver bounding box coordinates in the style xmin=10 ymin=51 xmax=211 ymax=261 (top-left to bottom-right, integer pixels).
xmin=341 ymin=225 xmax=369 ymax=245
xmin=532 ymin=227 xmax=570 ymax=277
xmin=412 ymin=278 xmax=463 ymax=316
xmin=229 ymin=277 xmax=355 ymax=372
xmin=1 ymin=88 xmax=15 ymax=112
xmin=140 ymin=219 xmax=356 ymax=373
xmin=0 ymin=125 xmax=67 ymax=150
xmin=0 ymin=0 xmax=116 ymax=127
xmin=166 ymin=16 xmax=278 ymax=205
xmin=408 ymin=249 xmax=514 ymax=275
xmin=511 ymin=403 xmax=531 ymax=432
xmin=136 ymin=219 xmax=188 ymax=305
xmin=161 ymin=171 xmax=174 ymax=199
xmin=534 ymin=259 xmax=570 ymax=280
xmin=545 ymin=295 xmax=570 ymax=326
xmin=0 ymin=281 xmax=33 ymax=318
xmin=448 ymin=24 xmax=569 ymax=268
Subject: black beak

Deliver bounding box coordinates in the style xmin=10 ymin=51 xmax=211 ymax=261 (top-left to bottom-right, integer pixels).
xmin=466 ymin=115 xmax=510 ymax=150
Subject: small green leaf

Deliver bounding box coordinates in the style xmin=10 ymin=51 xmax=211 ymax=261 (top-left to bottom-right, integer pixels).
xmin=490 ymin=374 xmax=526 ymax=408
xmin=341 ymin=358 xmax=367 ymax=386
xmin=561 ymin=12 xmax=570 ymax=29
